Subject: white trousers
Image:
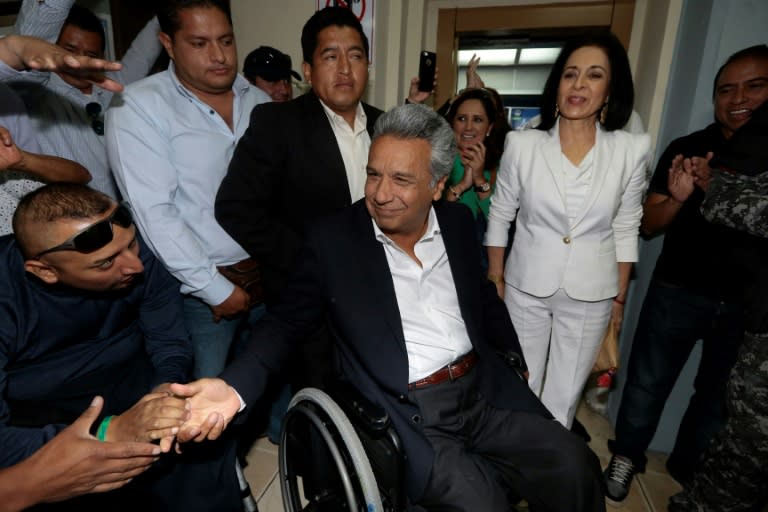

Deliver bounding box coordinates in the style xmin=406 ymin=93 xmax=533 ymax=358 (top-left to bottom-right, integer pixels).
xmin=505 ymin=286 xmax=612 ymax=428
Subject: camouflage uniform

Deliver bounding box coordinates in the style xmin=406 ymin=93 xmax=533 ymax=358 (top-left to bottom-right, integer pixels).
xmin=669 ymin=169 xmax=768 ymax=511
xmin=701 ymin=170 xmax=768 ymax=237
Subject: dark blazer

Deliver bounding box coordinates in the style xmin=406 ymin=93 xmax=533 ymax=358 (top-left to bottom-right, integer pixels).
xmin=215 ymin=90 xmax=383 ymax=301
xmin=222 ymin=200 xmax=550 ymax=501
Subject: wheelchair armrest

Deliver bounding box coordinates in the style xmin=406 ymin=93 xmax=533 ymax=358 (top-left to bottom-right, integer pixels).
xmin=496 ymin=350 xmax=527 ymax=381
xmin=329 ymin=381 xmax=392 ymax=438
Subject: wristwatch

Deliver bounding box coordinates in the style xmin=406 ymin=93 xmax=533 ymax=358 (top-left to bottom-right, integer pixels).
xmin=474 ymin=181 xmax=491 ymax=193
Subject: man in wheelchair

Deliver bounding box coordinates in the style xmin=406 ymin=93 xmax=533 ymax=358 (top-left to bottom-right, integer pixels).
xmin=173 ymin=104 xmax=606 ymax=512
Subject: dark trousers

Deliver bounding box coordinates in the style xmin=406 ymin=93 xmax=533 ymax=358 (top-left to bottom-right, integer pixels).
xmin=612 ymin=281 xmax=744 ymax=480
xmin=409 ymin=369 xmax=605 ymax=512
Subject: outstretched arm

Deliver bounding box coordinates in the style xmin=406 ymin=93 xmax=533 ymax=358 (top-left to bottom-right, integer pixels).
xmin=0 ymin=396 xmax=160 ymax=511
xmin=0 ymin=34 xmax=123 ymax=92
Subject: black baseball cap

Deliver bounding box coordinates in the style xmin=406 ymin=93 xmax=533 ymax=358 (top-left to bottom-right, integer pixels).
xmin=243 ymin=46 xmax=301 ymax=83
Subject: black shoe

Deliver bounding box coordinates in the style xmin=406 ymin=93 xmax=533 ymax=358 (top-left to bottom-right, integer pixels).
xmin=604 ymin=455 xmax=636 ymax=503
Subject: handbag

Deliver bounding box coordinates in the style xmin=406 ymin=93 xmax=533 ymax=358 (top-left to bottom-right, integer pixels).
xmin=217 ymin=258 xmax=263 ymax=306
xmin=592 ymin=317 xmax=620 ymax=373
xmin=586 ymin=318 xmax=620 ymax=414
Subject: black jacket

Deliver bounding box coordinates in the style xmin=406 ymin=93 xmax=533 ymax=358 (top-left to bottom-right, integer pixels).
xmin=221 ymin=200 xmax=550 ymax=502
xmin=215 ymin=91 xmax=382 ymax=302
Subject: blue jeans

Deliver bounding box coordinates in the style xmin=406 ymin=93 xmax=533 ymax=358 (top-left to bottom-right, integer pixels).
xmin=183 ymin=296 xmax=266 ymax=378
xmin=612 ymin=281 xmax=744 ymax=478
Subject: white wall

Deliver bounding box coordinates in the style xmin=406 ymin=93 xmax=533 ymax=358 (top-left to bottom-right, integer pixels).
xmin=230 ymin=0 xmax=681 ymax=147
xmin=231 ymin=0 xmax=313 ymax=80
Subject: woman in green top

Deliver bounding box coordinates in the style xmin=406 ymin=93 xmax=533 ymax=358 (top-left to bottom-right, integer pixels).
xmin=443 ymin=88 xmax=511 ymax=270
xmin=443 ymin=88 xmax=510 ymax=216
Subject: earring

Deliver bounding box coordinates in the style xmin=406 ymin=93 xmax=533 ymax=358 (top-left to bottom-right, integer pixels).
xmin=555 ymin=103 xmax=560 ymax=118
xmin=600 ymin=102 xmax=608 ymax=125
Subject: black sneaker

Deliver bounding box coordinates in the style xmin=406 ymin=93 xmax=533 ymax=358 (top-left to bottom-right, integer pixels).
xmin=604 ymin=455 xmax=636 ymax=503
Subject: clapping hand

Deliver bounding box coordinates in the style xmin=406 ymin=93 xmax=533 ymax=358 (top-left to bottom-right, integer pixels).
xmin=459 ymin=141 xmax=488 ymax=186
xmin=668 ymin=154 xmax=696 ymax=203
xmin=688 ymin=151 xmax=714 ymax=191
xmin=466 ymin=54 xmax=485 ymax=89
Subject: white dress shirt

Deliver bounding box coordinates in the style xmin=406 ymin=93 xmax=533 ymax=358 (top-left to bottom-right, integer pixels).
xmin=373 ymin=208 xmax=474 ymax=382
xmin=319 ymin=100 xmax=370 ymax=202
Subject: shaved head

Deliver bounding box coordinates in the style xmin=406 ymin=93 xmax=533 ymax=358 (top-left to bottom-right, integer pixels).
xmin=13 ymin=183 xmax=114 ymax=259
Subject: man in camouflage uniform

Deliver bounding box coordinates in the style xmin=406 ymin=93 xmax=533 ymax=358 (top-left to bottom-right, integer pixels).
xmin=669 ymin=102 xmax=768 ymax=512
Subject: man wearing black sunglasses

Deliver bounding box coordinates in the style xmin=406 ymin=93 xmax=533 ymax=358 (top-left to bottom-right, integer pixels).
xmin=0 ymin=183 xmax=243 ymax=510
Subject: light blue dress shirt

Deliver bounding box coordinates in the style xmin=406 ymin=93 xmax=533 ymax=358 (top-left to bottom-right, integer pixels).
xmin=106 ymin=62 xmax=270 ymax=306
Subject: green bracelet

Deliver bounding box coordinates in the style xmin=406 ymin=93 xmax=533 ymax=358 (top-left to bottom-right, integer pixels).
xmin=96 ymin=415 xmax=114 ymax=442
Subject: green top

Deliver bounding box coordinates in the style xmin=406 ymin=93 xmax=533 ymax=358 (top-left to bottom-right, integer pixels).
xmin=445 ymin=155 xmax=493 ymax=218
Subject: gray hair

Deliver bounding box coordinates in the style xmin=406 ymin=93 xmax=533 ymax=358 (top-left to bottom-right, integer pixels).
xmin=372 ymin=104 xmax=456 ymax=186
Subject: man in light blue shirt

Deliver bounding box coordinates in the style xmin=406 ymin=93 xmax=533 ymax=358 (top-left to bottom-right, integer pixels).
xmin=9 ymin=0 xmax=162 ymax=198
xmin=106 ymin=0 xmax=270 ymax=379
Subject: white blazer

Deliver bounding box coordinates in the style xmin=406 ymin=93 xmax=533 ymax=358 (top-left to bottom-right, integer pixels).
xmin=485 ymin=122 xmax=651 ymax=301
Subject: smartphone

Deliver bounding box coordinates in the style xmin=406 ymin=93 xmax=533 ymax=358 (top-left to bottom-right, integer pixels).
xmin=418 ymin=51 xmax=437 ymax=92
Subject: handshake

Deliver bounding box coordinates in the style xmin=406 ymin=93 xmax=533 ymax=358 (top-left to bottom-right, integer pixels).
xmin=0 ymin=379 xmax=242 ymax=510
xmin=169 ymin=378 xmax=243 ymax=447
xmin=107 ymin=379 xmax=243 ymax=454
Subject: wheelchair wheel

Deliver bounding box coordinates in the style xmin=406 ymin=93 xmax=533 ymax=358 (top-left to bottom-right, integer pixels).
xmin=279 ymin=387 xmax=383 ymax=512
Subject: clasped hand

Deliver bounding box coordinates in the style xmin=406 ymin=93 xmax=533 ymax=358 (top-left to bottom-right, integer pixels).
xmin=107 ymin=384 xmax=190 ymax=453
xmin=110 ymin=379 xmax=242 ymax=452
xmin=459 ymin=142 xmax=487 ymax=188
xmin=169 ymin=378 xmax=241 ymax=444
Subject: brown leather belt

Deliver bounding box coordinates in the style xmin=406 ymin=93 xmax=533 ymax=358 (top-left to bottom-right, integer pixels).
xmin=408 ymin=351 xmax=478 ymax=390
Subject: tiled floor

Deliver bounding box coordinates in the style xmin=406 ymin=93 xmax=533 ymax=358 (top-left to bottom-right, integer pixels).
xmin=243 ymin=400 xmax=682 ymax=512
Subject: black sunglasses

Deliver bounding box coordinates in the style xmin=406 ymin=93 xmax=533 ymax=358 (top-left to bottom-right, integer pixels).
xmin=86 ymin=102 xmax=104 ymax=136
xmin=35 ymin=203 xmax=134 ymax=258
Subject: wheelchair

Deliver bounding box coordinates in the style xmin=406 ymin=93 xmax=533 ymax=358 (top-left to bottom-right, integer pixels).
xmin=278 ymin=383 xmax=407 ymax=512
xmin=277 ymin=352 xmax=526 ymax=512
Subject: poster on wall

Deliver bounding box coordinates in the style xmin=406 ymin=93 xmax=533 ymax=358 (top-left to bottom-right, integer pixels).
xmin=316 ymin=0 xmax=374 ymax=65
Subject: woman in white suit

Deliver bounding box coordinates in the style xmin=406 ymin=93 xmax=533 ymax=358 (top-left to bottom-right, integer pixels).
xmin=485 ymin=33 xmax=650 ymax=428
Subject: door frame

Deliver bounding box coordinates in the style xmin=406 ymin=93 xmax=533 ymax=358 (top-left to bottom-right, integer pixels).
xmin=435 ymin=0 xmax=635 ymax=106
